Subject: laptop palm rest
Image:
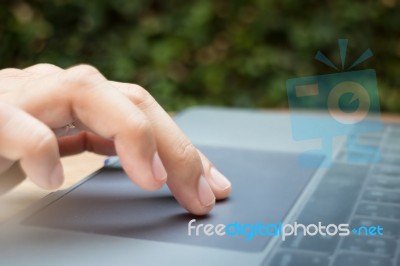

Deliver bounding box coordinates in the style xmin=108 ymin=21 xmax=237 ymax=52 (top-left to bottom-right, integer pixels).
xmin=25 ymin=146 xmax=323 ymax=252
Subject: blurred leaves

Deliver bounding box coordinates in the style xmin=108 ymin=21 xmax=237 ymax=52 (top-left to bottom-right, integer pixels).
xmin=0 ymin=0 xmax=399 ymax=111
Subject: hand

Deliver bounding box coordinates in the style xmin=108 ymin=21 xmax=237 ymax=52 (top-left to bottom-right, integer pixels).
xmin=0 ymin=64 xmax=231 ymax=215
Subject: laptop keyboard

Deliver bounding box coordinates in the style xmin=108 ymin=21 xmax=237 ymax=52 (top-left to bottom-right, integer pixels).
xmin=264 ymin=124 xmax=400 ymax=266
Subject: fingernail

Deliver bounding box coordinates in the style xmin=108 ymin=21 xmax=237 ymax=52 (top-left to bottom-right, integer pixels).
xmin=210 ymin=167 xmax=231 ymax=190
xmin=50 ymin=162 xmax=64 ymax=189
xmin=198 ymin=175 xmax=215 ymax=207
xmin=152 ymin=152 xmax=167 ymax=182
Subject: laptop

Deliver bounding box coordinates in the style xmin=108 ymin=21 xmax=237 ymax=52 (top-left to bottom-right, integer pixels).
xmin=1 ymin=107 xmax=399 ymax=266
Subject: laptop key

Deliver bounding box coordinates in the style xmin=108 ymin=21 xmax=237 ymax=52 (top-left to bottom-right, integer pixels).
xmin=383 ymin=145 xmax=400 ymax=152
xmin=368 ymin=177 xmax=400 ymax=190
xmin=373 ymin=165 xmax=400 ymax=177
xmin=265 ymin=251 xmax=329 ymax=266
xmin=383 ymin=134 xmax=400 ymax=143
xmin=362 ymin=189 xmax=400 ymax=204
xmin=380 ymin=154 xmax=400 ymax=165
xmin=355 ymin=134 xmax=382 ymax=146
xmin=333 ymin=253 xmax=391 ymax=266
xmin=340 ymin=236 xmax=397 ymax=258
xmin=386 ymin=125 xmax=400 ymax=134
xmin=384 ymin=128 xmax=400 ymax=139
xmin=356 ymin=202 xmax=400 ymax=220
xmin=351 ymin=217 xmax=400 ymax=238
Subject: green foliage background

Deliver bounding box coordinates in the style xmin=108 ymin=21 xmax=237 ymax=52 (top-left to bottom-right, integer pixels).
xmin=1 ymin=0 xmax=399 ymax=112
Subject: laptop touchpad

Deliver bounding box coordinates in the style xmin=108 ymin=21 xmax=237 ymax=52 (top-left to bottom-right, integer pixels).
xmin=26 ymin=146 xmax=323 ymax=252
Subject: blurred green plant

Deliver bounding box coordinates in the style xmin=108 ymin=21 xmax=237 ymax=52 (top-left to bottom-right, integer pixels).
xmin=1 ymin=0 xmax=399 ymax=112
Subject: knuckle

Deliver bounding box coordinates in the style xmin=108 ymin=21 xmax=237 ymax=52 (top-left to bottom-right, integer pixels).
xmin=174 ymin=140 xmax=200 ymax=167
xmin=61 ymin=64 xmax=104 ymax=90
xmin=27 ymin=63 xmax=61 ymax=73
xmin=120 ymin=84 xmax=155 ymax=109
xmin=68 ymin=64 xmax=100 ymax=77
xmin=0 ymin=68 xmax=26 ymax=78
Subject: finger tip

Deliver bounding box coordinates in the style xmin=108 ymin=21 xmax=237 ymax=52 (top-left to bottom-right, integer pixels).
xmin=187 ymin=202 xmax=215 ymax=216
xmin=120 ymin=154 xmax=167 ymax=191
xmin=127 ymin=172 xmax=166 ymax=191
xmin=214 ymin=185 xmax=232 ymax=200
xmin=49 ymin=162 xmax=64 ymax=189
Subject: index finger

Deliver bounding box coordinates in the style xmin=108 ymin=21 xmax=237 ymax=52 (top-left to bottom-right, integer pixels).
xmin=111 ymin=82 xmax=232 ymax=215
